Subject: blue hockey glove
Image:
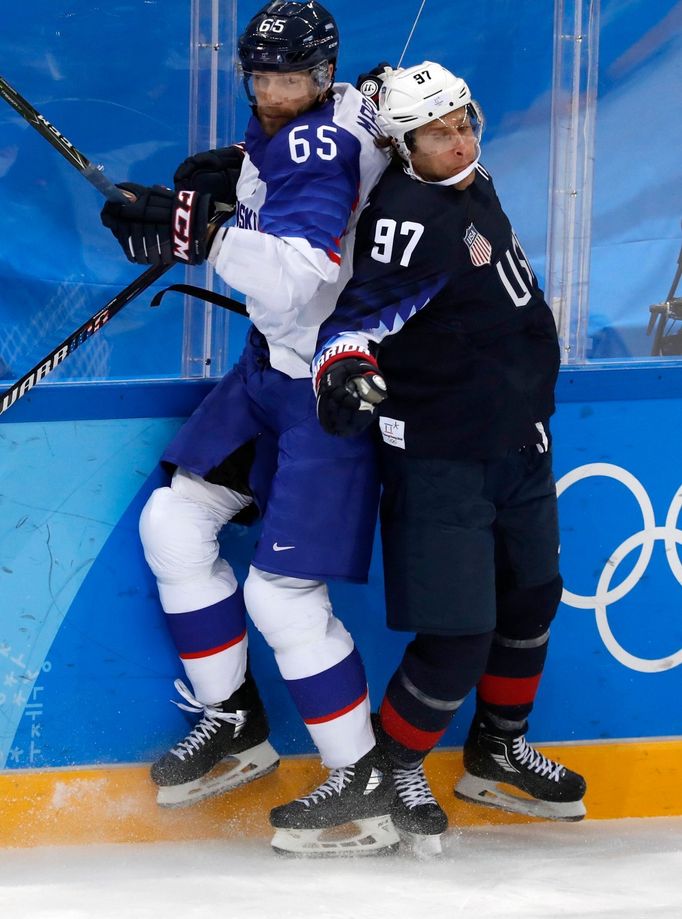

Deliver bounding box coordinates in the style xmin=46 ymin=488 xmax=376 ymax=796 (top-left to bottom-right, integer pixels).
xmin=314 ymin=344 xmax=387 ymax=437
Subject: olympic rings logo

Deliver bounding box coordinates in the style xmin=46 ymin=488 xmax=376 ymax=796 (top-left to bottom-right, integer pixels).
xmin=556 ymin=463 xmax=682 ymax=674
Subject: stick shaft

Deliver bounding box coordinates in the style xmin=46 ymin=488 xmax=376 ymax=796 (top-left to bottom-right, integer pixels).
xmin=0 ymin=264 xmax=170 ymax=416
xmin=0 ymin=77 xmax=246 ymax=415
xmin=0 ymin=75 xmax=127 ymax=203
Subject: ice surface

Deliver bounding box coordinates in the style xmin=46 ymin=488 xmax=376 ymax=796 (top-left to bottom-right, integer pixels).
xmin=0 ymin=817 xmax=681 ymax=919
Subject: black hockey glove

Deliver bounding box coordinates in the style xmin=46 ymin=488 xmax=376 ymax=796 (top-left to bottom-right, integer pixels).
xmin=100 ymin=182 xmax=218 ymax=266
xmin=355 ymin=62 xmax=391 ymax=107
xmin=314 ymin=344 xmax=387 ymax=437
xmin=173 ymin=143 xmax=245 ymax=210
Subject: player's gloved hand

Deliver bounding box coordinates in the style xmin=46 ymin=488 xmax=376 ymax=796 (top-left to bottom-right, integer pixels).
xmin=173 ymin=143 xmax=245 ymax=211
xmin=355 ymin=62 xmax=391 ymax=107
xmin=100 ymin=182 xmax=219 ymax=266
xmin=314 ymin=344 xmax=387 ymax=437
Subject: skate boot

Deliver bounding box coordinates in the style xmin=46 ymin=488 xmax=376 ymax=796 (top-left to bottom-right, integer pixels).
xmin=455 ymin=715 xmax=586 ymax=821
xmin=392 ymin=762 xmax=448 ymax=858
xmin=269 ymin=746 xmax=399 ymax=857
xmin=151 ymin=673 xmax=279 ymax=807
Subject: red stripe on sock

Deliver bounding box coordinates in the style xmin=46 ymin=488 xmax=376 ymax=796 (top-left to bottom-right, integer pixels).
xmin=477 ymin=673 xmax=542 ymax=706
xmin=179 ymin=629 xmax=246 ymax=660
xmin=380 ymin=698 xmax=446 ymax=753
xmin=304 ymin=689 xmax=368 ymax=725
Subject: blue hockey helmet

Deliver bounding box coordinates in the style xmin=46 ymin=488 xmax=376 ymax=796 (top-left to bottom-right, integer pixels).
xmin=238 ymin=1 xmax=339 ymax=74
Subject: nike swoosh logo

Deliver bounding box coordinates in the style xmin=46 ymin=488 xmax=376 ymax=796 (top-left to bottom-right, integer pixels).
xmin=273 ymin=543 xmax=295 ymax=552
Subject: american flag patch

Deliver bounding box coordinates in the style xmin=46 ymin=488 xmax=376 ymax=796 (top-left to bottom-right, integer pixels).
xmin=463 ymin=223 xmax=492 ymax=267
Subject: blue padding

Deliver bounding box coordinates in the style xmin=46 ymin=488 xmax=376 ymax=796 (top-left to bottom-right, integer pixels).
xmin=3 ymin=364 xmax=682 ymax=426
xmin=165 ymin=590 xmax=247 ymax=657
xmin=556 ymin=364 xmax=682 ymax=402
xmin=285 ymin=647 xmax=367 ymax=723
xmin=0 ymin=380 xmax=214 ymax=423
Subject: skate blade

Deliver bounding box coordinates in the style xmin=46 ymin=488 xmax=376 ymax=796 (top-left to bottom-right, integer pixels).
xmin=271 ymin=815 xmax=400 ymax=858
xmin=454 ymin=772 xmax=586 ymax=821
xmin=396 ymin=828 xmax=444 ymax=859
xmin=156 ymin=740 xmax=280 ymax=808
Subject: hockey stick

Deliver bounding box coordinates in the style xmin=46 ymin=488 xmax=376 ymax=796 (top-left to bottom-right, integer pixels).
xmin=0 ymin=261 xmax=249 ymax=417
xmin=0 ymin=76 xmax=247 ymax=416
xmin=0 ymin=77 xmax=243 ymax=415
xmin=0 ymin=74 xmax=128 ymax=203
xmin=0 ymin=263 xmax=168 ymax=416
xmin=0 ymin=73 xmax=171 ymax=416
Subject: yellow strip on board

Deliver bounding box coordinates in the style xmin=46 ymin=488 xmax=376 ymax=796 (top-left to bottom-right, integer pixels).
xmin=1 ymin=739 xmax=680 ymax=848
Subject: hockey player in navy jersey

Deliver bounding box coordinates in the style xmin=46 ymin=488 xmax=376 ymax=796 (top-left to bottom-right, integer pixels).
xmin=314 ymin=62 xmax=587 ymax=855
xmin=100 ymin=2 xmax=399 ymax=856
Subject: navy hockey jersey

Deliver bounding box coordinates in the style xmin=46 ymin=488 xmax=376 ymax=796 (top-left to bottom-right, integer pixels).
xmin=315 ymin=160 xmax=561 ymax=459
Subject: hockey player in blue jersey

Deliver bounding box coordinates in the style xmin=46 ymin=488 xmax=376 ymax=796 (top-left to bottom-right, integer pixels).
xmin=100 ymin=2 xmax=398 ymax=856
xmin=314 ymin=62 xmax=587 ymax=855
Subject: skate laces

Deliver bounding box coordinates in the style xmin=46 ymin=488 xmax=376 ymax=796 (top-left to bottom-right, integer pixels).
xmin=296 ymin=766 xmax=355 ymax=807
xmin=393 ymin=764 xmax=437 ymax=809
xmin=512 ymin=735 xmax=563 ymax=781
xmin=169 ymin=679 xmax=246 ymax=760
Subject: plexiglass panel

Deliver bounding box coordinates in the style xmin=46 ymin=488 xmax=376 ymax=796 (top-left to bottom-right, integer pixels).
xmin=4 ymin=1 xmax=678 ymax=388
xmin=548 ymin=0 xmax=682 ymax=364
xmin=0 ymin=2 xmax=193 ymax=383
xmin=0 ymin=1 xmax=558 ymax=388
xmin=587 ymin=0 xmax=682 ymax=361
xmin=182 ymin=0 xmax=239 ymax=380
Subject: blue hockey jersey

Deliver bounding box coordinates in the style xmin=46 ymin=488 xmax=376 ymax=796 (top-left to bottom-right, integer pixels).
xmin=208 ymin=84 xmax=388 ymax=378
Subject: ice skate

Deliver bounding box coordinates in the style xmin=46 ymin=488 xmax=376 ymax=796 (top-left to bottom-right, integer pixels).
xmin=455 ymin=716 xmax=586 ymax=821
xmin=151 ymin=675 xmax=279 ymax=807
xmin=269 ymin=746 xmax=399 ymax=857
xmin=392 ymin=762 xmax=448 ymax=858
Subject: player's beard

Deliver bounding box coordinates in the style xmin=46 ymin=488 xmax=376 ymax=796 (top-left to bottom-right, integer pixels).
xmin=258 ymin=110 xmax=295 ymax=136
xmin=257 ymin=97 xmax=318 ymax=137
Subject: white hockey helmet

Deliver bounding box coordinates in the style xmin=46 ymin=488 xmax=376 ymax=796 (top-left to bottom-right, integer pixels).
xmin=377 ymin=62 xmax=484 ymax=181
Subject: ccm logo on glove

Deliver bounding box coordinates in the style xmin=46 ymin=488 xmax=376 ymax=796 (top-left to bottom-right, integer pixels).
xmin=173 ymin=190 xmax=197 ymax=262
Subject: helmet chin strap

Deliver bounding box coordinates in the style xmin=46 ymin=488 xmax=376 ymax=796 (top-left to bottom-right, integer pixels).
xmin=403 ymin=142 xmax=481 ymax=186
